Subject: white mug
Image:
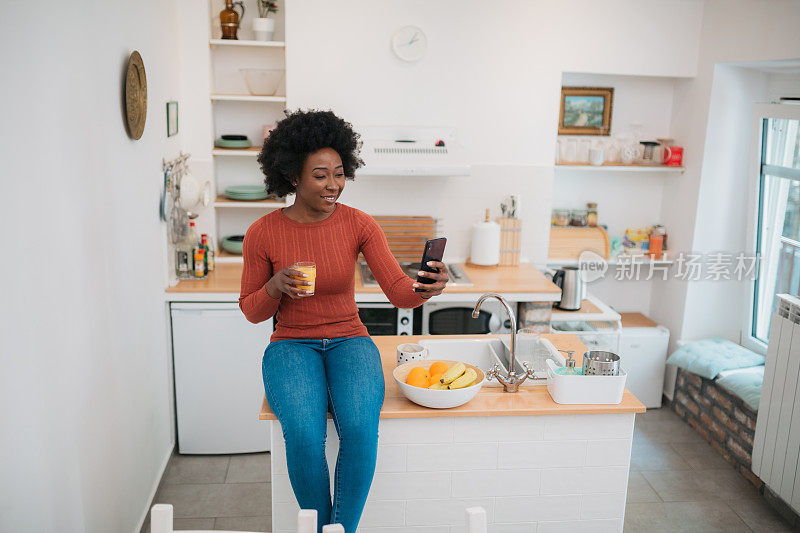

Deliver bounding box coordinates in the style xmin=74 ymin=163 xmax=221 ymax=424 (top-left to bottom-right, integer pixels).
xmin=589 ymin=148 xmax=605 ymax=166
xmin=396 ymin=343 xmax=429 ymax=366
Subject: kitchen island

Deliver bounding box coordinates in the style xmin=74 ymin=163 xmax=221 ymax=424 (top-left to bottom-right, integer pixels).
xmin=261 ymin=334 xmax=645 ymax=533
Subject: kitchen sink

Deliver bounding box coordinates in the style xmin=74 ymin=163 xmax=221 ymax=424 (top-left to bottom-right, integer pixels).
xmin=418 ymin=338 xmax=564 ymax=387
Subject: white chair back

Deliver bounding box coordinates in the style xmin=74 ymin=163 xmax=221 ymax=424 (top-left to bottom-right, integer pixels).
xmin=296 ymin=509 xmax=317 ymax=533
xmin=465 ymin=506 xmax=488 ymax=533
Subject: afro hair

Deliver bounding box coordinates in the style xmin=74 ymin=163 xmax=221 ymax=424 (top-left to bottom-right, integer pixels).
xmin=257 ymin=109 xmax=364 ymax=197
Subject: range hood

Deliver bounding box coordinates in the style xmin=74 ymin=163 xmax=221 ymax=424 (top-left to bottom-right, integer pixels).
xmin=356 ymin=126 xmax=470 ymax=177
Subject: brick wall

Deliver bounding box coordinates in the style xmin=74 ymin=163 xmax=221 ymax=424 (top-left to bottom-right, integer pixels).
xmin=670 ymin=368 xmax=763 ymax=489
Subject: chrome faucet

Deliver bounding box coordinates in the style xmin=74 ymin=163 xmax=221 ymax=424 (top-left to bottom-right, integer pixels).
xmin=472 ymin=293 xmax=535 ymax=393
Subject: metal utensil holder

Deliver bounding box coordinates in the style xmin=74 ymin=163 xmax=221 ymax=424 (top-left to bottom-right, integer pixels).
xmin=582 ymin=351 xmax=620 ymax=376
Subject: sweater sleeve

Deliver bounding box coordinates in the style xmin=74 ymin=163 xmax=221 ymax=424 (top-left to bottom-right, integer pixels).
xmin=360 ymin=215 xmax=426 ymax=309
xmin=239 ymin=220 xmax=281 ymax=323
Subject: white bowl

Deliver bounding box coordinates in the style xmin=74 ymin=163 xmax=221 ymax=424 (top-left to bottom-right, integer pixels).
xmin=393 ymin=360 xmax=485 ymax=409
xmin=240 ymin=68 xmax=284 ymax=96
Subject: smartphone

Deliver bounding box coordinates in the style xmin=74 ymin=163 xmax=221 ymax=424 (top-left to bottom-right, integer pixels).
xmin=415 ymin=237 xmax=447 ymax=292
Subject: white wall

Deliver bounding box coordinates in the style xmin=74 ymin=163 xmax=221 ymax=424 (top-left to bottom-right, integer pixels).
xmin=651 ymin=0 xmax=800 ymax=348
xmin=279 ymin=0 xmax=704 ymax=265
xmin=0 ymin=1 xmax=182 ymax=531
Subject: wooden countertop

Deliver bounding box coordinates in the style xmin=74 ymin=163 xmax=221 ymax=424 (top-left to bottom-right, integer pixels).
xmin=259 ymin=334 xmax=645 ymax=420
xmin=167 ymin=262 xmax=561 ymax=295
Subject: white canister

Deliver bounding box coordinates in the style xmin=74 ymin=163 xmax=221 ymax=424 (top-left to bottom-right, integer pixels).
xmin=470 ymin=211 xmax=500 ymax=266
xmin=397 ymin=343 xmax=429 ymax=366
xmin=253 ymin=17 xmax=275 ymax=41
xmin=589 ymin=148 xmax=605 ymax=166
xmin=577 ymin=140 xmax=591 ymax=163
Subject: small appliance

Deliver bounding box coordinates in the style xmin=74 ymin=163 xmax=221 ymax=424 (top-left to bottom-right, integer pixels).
xmin=551 ymin=266 xmax=585 ymax=311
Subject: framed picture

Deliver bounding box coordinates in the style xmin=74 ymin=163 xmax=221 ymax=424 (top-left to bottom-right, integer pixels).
xmin=558 ymin=87 xmax=613 ymax=135
xmin=166 ymin=101 xmax=178 ymax=137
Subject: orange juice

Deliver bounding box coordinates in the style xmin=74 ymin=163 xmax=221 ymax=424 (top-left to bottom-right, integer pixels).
xmin=292 ymin=262 xmax=316 ymax=294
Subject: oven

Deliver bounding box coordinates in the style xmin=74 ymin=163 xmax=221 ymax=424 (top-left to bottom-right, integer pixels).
xmin=357 ymin=303 xmax=421 ymax=336
xmin=422 ymin=300 xmax=514 ymax=335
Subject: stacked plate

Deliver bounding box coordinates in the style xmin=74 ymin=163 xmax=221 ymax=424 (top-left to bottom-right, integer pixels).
xmin=224 ymin=185 xmax=270 ymax=201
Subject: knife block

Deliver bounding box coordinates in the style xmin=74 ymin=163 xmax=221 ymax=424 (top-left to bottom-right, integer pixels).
xmin=497 ymin=217 xmax=522 ymax=266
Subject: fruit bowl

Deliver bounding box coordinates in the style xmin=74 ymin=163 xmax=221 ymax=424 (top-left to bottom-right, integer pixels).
xmin=393 ymin=360 xmax=485 ymax=409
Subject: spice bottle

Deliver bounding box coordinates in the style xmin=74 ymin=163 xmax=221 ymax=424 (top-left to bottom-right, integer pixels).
xmin=194 ymin=248 xmax=205 ymax=278
xmin=587 ymin=202 xmax=598 ymax=227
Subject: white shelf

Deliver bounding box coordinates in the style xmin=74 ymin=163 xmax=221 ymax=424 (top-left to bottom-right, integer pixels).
xmin=555 ymin=163 xmax=684 ymax=173
xmin=213 ymin=195 xmax=287 ymax=209
xmin=212 ymin=147 xmax=260 ymax=157
xmin=209 ymin=39 xmax=285 ymax=48
xmin=211 ymin=94 xmax=286 ymax=103
xmin=550 ymin=294 xmax=621 ymax=323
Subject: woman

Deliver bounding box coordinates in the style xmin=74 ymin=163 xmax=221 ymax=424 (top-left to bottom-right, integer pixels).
xmin=239 ymin=110 xmax=449 ymax=532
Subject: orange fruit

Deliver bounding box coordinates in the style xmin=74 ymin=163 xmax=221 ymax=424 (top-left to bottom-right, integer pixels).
xmin=406 ymin=367 xmax=430 ymax=388
xmin=429 ymin=361 xmax=450 ymax=376
xmin=429 ymin=372 xmax=444 ymax=386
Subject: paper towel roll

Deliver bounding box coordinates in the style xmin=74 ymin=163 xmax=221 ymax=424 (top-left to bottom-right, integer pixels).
xmin=470 ymin=220 xmax=501 ymax=265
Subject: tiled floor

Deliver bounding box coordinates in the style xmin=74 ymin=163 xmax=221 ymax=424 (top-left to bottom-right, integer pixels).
xmin=625 ymin=408 xmax=794 ymax=532
xmin=140 ymin=452 xmax=271 ymax=532
xmin=140 ymin=408 xmax=794 ymax=532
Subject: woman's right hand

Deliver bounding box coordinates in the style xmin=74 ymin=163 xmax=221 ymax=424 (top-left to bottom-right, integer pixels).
xmin=265 ymin=267 xmax=313 ymax=300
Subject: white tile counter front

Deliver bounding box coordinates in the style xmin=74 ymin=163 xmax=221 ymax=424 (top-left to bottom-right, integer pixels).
xmin=269 ymin=413 xmax=635 ymax=532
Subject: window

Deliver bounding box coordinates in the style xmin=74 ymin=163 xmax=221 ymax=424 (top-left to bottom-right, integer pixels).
xmin=752 ymin=117 xmax=800 ymax=343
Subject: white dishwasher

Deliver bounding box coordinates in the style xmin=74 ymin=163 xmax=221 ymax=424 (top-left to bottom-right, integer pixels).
xmin=170 ymin=303 xmax=272 ymax=454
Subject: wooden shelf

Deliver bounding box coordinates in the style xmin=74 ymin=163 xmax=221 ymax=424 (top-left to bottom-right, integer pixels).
xmin=211 ymin=94 xmax=286 ymax=103
xmin=213 ymin=195 xmax=287 ymax=208
xmin=555 ymin=162 xmax=684 ymax=173
xmin=212 ymin=147 xmax=260 ymax=157
xmin=209 ymin=39 xmax=285 ymax=48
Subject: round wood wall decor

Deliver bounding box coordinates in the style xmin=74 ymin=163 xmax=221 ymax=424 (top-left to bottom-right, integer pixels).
xmin=125 ymin=51 xmax=147 ymax=140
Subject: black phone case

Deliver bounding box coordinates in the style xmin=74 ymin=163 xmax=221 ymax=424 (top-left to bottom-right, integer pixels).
xmin=415 ymin=238 xmax=446 ymax=292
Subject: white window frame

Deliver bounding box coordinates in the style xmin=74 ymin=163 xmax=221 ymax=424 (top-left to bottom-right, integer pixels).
xmin=742 ymin=103 xmax=800 ymax=354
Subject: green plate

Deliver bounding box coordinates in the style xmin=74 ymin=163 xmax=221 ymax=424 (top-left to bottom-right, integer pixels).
xmin=215 ymin=137 xmax=252 ymax=149
xmin=225 ymin=185 xmax=267 ymax=194
xmin=224 ymin=185 xmax=269 ymax=201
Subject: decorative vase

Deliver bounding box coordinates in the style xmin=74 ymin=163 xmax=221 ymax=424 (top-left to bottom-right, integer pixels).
xmin=220 ymin=0 xmax=245 ymax=40
xmin=253 ymin=17 xmax=275 ymax=41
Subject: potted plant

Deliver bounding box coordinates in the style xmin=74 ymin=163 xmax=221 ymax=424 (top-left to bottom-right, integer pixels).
xmin=253 ymin=1 xmax=278 ymax=41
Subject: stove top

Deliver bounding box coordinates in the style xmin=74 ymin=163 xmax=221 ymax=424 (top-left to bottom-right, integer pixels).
xmin=358 ymin=261 xmax=473 ymax=287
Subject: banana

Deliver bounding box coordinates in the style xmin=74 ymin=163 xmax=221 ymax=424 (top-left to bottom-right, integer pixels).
xmin=440 ymin=362 xmax=466 ymax=385
xmin=428 ymin=382 xmax=447 ymax=390
xmin=448 ymin=368 xmax=478 ymax=389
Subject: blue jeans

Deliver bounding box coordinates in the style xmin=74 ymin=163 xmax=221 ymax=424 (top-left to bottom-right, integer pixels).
xmin=262 ymin=336 xmax=384 ymax=533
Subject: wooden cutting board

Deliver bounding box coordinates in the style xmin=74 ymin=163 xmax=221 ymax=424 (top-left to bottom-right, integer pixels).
xmin=370 ymin=216 xmax=437 ymax=262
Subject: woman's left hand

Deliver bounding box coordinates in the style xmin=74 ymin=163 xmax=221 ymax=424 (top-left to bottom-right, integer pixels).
xmin=413 ymin=261 xmax=449 ymax=299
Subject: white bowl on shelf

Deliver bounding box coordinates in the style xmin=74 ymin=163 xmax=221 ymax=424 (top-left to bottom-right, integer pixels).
xmin=393 ymin=360 xmax=485 ymax=409
xmin=239 ymin=68 xmax=284 ymax=96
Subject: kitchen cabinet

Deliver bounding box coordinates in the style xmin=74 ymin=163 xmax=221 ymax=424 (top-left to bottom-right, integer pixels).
xmin=170 ymin=303 xmax=271 ymax=454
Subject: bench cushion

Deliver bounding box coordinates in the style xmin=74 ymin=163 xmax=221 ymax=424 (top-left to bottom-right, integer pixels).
xmin=716 ymin=366 xmax=764 ymax=411
xmin=665 ymin=337 xmax=765 ymax=380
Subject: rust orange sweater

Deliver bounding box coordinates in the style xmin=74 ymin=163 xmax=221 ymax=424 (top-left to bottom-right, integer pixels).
xmin=239 ymin=203 xmax=425 ymax=341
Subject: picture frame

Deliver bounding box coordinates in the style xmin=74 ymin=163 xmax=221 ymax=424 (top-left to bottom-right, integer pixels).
xmin=166 ymin=101 xmax=178 ymax=137
xmin=558 ymin=87 xmax=613 ymax=135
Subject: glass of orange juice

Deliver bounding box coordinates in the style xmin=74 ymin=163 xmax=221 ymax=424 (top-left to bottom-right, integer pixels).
xmin=292 ymin=261 xmax=316 ymax=294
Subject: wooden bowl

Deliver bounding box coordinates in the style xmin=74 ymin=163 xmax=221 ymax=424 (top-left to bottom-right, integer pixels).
xmin=393 ymin=360 xmax=485 ymax=409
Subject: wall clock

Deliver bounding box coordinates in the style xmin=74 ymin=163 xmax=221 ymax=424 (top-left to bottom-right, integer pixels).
xmin=392 ymin=26 xmax=427 ymax=62
xmin=125 ymin=51 xmax=147 ymax=140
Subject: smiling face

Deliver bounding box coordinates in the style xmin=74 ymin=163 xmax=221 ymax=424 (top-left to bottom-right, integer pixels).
xmin=293 ymin=148 xmax=345 ymax=215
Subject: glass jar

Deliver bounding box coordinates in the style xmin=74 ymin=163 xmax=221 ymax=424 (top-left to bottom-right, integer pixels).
xmin=587 ymin=202 xmax=598 ymax=227
xmin=570 ymin=209 xmax=588 ymax=227
xmin=552 ymin=209 xmax=570 ymax=227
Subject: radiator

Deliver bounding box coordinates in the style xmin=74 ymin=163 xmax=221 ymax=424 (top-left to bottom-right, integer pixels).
xmin=752 ymin=294 xmax=800 ymax=512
